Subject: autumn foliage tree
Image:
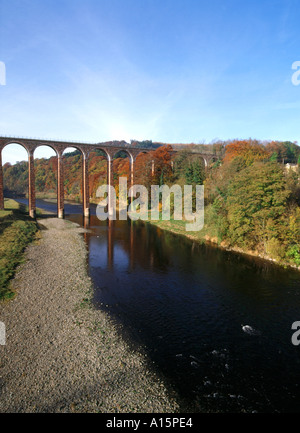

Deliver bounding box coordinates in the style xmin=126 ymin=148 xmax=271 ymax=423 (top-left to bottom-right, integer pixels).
xmin=226 ymin=162 xmax=290 ymax=251
xmin=224 ymin=140 xmax=269 ymax=165
xmin=265 ymin=141 xmax=300 ymax=163
xmin=204 ymin=139 xmax=300 ymax=266
xmin=133 ymin=145 xmax=174 ymax=189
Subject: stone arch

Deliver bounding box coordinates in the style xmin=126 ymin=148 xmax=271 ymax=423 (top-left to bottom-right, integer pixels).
xmin=62 ymin=146 xmax=84 ymax=202
xmin=87 ymin=147 xmax=110 ymax=205
xmin=132 ymin=150 xmax=153 ymax=182
xmin=92 ymin=146 xmax=110 ymax=161
xmin=0 ymin=142 xmax=31 ymax=212
xmin=113 ymin=148 xmax=134 ymax=164
xmin=134 ymin=149 xmax=150 ymax=159
xmin=33 ymin=145 xmax=58 ymax=206
xmin=187 ymin=154 xmax=207 ymax=170
xmin=34 ymin=143 xmax=58 ymax=158
xmin=61 ymin=145 xmax=90 ymax=218
xmin=197 ymin=155 xmax=208 ymax=168
xmin=62 ymin=145 xmax=85 ymax=158
xmin=1 ymin=140 xmax=31 ymax=156
xmin=112 ymin=148 xmax=134 ymax=189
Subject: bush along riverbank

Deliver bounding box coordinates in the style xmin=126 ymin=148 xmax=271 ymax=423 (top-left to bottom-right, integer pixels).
xmin=148 ymin=156 xmax=300 ymax=271
xmin=203 ymin=159 xmax=300 ymax=269
xmin=148 ymin=217 xmax=300 ymax=271
xmin=0 ymin=199 xmax=39 ymax=300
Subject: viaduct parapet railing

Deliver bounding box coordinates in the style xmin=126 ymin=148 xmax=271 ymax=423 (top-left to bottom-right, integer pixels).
xmin=0 ymin=136 xmax=217 ymax=218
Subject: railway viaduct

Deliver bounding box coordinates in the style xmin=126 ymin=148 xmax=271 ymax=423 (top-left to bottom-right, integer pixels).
xmin=0 ymin=136 xmax=217 ymax=218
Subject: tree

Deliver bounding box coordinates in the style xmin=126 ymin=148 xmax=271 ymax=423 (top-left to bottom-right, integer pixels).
xmin=265 ymin=141 xmax=300 ymax=163
xmin=224 ymin=140 xmax=269 ymax=165
xmin=184 ymin=161 xmax=205 ymax=185
xmin=150 ymin=145 xmax=173 ymax=186
xmin=226 ymin=162 xmax=290 ymax=251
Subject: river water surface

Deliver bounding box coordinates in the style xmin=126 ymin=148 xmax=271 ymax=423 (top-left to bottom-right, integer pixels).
xmin=17 ymin=198 xmax=300 ymax=412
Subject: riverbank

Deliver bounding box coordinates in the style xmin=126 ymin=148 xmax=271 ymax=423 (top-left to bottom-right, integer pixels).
xmin=0 ymin=217 xmax=179 ymax=413
xmin=148 ymin=218 xmax=300 ymax=272
xmin=0 ymin=199 xmax=39 ymax=300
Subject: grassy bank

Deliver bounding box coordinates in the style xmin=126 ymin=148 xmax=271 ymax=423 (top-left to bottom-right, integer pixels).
xmin=148 ymin=213 xmax=300 ymax=271
xmin=0 ymin=199 xmax=39 ymax=300
xmin=148 ymin=217 xmax=206 ymax=243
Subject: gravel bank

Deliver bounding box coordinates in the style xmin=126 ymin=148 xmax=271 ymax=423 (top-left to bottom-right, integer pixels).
xmin=0 ymin=218 xmax=179 ymax=413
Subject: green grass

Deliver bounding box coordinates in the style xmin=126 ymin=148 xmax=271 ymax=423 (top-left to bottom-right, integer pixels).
xmin=0 ymin=198 xmax=20 ymax=218
xmin=0 ymin=199 xmax=39 ymax=300
xmin=148 ymin=217 xmax=208 ymax=243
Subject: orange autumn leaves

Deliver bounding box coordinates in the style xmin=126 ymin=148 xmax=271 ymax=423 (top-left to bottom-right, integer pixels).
xmin=223 ymin=140 xmax=269 ymax=165
xmin=223 ymin=139 xmax=300 ymax=165
xmin=87 ymin=145 xmax=174 ymax=199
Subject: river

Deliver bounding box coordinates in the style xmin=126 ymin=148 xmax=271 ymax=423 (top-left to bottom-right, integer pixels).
xmin=16 ymin=198 xmax=300 ymax=412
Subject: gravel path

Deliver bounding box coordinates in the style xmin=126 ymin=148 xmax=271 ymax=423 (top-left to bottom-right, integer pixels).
xmin=0 ymin=218 xmax=179 ymax=413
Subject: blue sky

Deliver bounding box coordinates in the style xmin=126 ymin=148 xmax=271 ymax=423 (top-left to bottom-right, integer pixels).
xmin=1 ymin=0 xmax=300 ymax=163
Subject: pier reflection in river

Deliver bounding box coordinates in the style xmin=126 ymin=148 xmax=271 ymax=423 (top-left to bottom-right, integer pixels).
xmin=78 ymin=214 xmax=300 ymax=413
xmin=15 ymin=199 xmax=300 ymax=413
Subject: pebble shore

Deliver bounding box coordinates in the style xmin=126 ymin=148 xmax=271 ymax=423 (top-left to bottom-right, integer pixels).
xmin=0 ymin=218 xmax=179 ymax=413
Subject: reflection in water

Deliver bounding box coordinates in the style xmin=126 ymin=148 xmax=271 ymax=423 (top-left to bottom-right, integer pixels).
xmin=16 ymin=200 xmax=300 ymax=413
xmin=70 ymin=214 xmax=300 ymax=413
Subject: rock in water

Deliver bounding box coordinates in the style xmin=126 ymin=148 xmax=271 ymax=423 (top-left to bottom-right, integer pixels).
xmin=242 ymin=325 xmax=260 ymax=336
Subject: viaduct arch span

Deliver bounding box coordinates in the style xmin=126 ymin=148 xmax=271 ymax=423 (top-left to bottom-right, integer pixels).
xmin=0 ymin=136 xmax=216 ymax=219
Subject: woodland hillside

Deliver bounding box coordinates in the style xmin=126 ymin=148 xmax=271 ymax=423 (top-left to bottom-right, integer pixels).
xmin=3 ymin=139 xmax=300 ymax=266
